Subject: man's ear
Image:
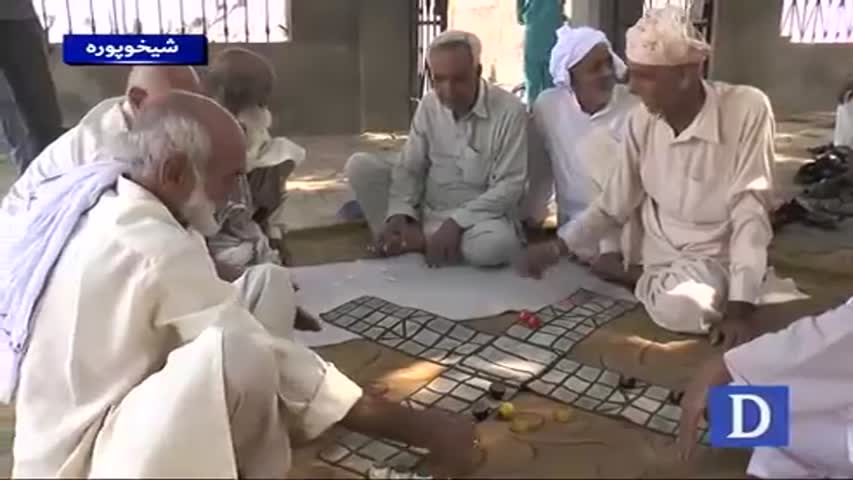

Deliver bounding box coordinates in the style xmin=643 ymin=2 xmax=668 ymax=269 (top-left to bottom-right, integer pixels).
xmin=127 ymin=86 xmax=148 ymax=110
xmin=159 ymin=152 xmax=193 ymax=191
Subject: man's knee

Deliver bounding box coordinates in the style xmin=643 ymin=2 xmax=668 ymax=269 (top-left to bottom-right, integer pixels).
xmin=222 ymin=330 xmax=278 ymax=415
xmin=461 ymin=221 xmax=522 ymax=267
xmin=238 ymin=264 xmax=297 ymax=338
xmin=344 ymin=152 xmax=387 ymax=186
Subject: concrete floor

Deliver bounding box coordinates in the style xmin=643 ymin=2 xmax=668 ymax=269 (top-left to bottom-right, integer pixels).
xmin=0 ymin=114 xmax=847 ymax=477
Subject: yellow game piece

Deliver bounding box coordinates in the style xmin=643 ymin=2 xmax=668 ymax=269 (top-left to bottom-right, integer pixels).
xmin=498 ymin=402 xmax=516 ymax=420
xmin=553 ymin=408 xmax=571 ymax=423
xmin=510 ymin=418 xmax=530 ymax=433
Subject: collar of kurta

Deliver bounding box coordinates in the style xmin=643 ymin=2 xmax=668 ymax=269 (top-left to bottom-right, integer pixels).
xmin=453 ymin=79 xmax=490 ymax=121
xmin=115 ymin=176 xmax=190 ymax=232
xmin=670 ymin=81 xmax=721 ymax=144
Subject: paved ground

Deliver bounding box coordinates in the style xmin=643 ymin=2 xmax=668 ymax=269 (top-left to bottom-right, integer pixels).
xmin=0 ymin=114 xmax=851 ymax=477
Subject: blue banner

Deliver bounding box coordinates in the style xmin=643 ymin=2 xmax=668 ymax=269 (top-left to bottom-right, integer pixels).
xmin=708 ymin=385 xmax=790 ymax=448
xmin=63 ymin=34 xmax=208 ymax=66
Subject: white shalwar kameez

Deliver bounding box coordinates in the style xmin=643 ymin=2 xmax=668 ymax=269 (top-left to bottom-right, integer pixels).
xmin=12 ymin=177 xmax=362 ymax=478
xmin=725 ymin=298 xmax=853 ymax=478
xmin=559 ymin=82 xmax=777 ymax=333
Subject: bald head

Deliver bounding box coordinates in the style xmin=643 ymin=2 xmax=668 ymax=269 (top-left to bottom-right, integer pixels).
xmin=124 ymin=91 xmax=246 ymax=231
xmin=206 ymin=48 xmax=276 ymax=115
xmin=125 ymin=66 xmax=202 ymax=116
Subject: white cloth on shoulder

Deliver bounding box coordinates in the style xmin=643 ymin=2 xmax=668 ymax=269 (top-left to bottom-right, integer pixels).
xmin=0 ymin=159 xmax=126 ymax=403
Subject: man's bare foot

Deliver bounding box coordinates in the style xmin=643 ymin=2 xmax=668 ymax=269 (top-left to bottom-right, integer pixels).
xmin=590 ymin=253 xmax=641 ymax=289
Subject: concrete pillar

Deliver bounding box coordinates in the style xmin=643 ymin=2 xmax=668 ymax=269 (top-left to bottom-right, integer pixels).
xmin=358 ymin=0 xmax=414 ymax=132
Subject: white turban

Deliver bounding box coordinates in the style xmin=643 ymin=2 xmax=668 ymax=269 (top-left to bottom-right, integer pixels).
xmin=428 ymin=30 xmax=482 ymax=66
xmin=625 ymin=6 xmax=711 ymax=66
xmin=548 ymin=25 xmax=627 ymax=91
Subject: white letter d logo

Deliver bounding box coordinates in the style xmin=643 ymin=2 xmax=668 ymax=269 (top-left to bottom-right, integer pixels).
xmin=728 ymin=394 xmax=772 ymax=439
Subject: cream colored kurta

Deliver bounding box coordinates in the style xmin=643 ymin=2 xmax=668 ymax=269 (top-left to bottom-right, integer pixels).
xmin=560 ymin=81 xmax=776 ymax=333
xmin=1 ymin=97 xmax=126 ymax=216
xmin=725 ymin=299 xmax=853 ymax=478
xmin=387 ymin=80 xmax=528 ymax=231
xmin=13 ymin=177 xmax=362 ymax=478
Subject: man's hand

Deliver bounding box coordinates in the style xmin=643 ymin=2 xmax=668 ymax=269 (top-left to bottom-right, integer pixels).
xmin=341 ymin=395 xmax=479 ymax=478
xmin=514 ymin=240 xmax=566 ymax=279
xmin=422 ymin=410 xmax=479 ymax=478
xmin=677 ymin=354 xmax=733 ymax=461
xmin=269 ymin=237 xmax=293 ymax=266
xmin=709 ymin=301 xmax=758 ymax=350
xmin=425 ymin=218 xmax=463 ymax=268
xmin=373 ymin=215 xmax=421 ymax=258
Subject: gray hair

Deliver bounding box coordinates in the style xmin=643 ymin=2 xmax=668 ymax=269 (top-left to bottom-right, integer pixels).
xmin=427 ymin=30 xmax=482 ymax=67
xmin=111 ymin=113 xmax=212 ymax=179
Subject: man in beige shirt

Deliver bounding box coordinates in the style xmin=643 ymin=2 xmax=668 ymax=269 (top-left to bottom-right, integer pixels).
xmin=346 ymin=30 xmax=528 ymax=268
xmin=516 ymin=6 xmax=776 ymax=349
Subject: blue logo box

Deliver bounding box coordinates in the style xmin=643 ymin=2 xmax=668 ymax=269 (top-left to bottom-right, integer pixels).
xmin=708 ymin=385 xmax=790 ymax=448
xmin=63 ymin=34 xmax=208 ymax=66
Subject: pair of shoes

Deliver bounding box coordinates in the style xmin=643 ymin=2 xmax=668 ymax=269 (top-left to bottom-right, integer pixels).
xmin=772 ymin=198 xmax=840 ymax=231
xmin=794 ymin=148 xmax=850 ymax=185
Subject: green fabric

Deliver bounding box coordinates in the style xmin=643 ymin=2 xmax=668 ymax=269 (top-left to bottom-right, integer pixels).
xmin=517 ymin=0 xmax=563 ymax=103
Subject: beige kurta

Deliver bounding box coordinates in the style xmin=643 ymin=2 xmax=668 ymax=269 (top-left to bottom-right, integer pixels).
xmin=13 ymin=177 xmax=362 ymax=478
xmin=346 ymin=80 xmax=528 ymax=267
xmin=1 ymin=97 xmax=126 ymax=216
xmin=724 ymin=299 xmax=853 ymax=478
xmin=559 ymin=81 xmax=776 ymax=333
xmin=386 ymin=80 xmax=528 ymax=232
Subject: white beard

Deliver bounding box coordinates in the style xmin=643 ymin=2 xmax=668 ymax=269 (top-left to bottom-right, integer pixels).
xmin=237 ymin=106 xmax=273 ymax=162
xmin=181 ymin=186 xmax=220 ymax=236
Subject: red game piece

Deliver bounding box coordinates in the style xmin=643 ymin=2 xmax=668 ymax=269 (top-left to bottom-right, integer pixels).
xmin=527 ymin=315 xmax=542 ymax=329
xmin=518 ymin=310 xmax=541 ymax=329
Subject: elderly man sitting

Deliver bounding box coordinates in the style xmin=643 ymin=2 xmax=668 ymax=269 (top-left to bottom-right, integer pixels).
xmin=2 ymin=91 xmax=477 ymax=478
xmin=205 ymin=48 xmax=306 ymax=277
xmin=346 ymin=30 xmax=528 ymax=268
xmin=1 ymin=65 xmax=202 ymax=216
xmin=516 ymin=6 xmax=777 ymax=349
xmin=523 ymin=24 xmax=641 ymax=285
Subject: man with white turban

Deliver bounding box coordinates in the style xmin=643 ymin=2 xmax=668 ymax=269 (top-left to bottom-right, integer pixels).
xmin=523 ymin=24 xmax=642 ymax=286
xmin=346 ymin=30 xmax=527 ymax=268
xmin=516 ymin=6 xmax=778 ymax=348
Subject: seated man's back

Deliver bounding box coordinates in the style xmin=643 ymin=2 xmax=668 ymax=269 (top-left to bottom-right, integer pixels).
xmin=13 ymin=176 xmax=234 ymax=476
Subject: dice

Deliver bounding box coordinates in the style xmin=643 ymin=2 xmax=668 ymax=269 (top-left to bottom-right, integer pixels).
xmin=518 ymin=310 xmax=542 ymax=329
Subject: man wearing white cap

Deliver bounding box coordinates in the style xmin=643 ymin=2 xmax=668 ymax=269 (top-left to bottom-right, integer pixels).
xmin=346 ymin=30 xmax=527 ymax=268
xmin=523 ymin=24 xmax=642 ymax=286
xmin=516 ymin=6 xmax=777 ymax=348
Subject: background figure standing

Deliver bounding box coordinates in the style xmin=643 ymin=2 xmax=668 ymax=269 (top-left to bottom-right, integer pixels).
xmin=0 ymin=75 xmax=36 ymax=174
xmin=0 ymin=0 xmax=65 ymax=174
xmin=517 ymin=0 xmax=565 ymax=105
